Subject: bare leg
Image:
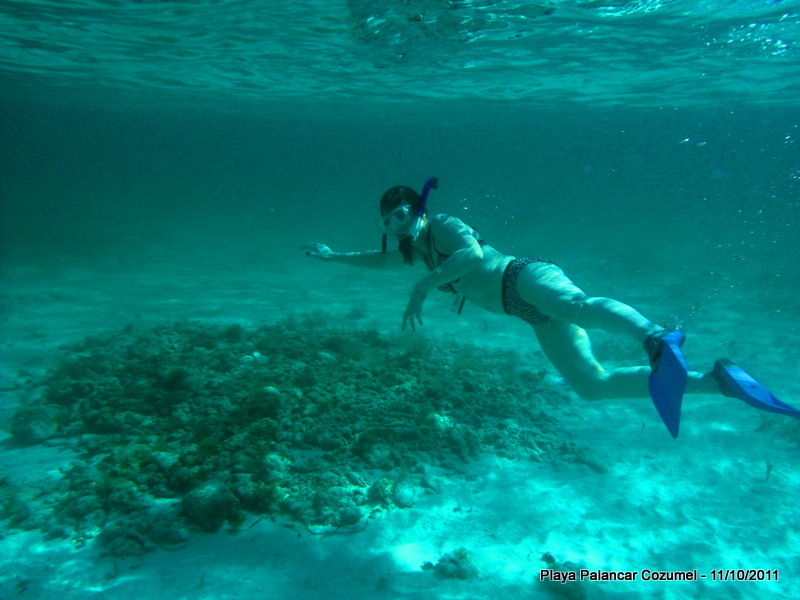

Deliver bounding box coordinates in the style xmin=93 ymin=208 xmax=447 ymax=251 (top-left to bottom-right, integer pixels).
xmin=533 ymin=319 xmax=716 ymax=400
xmin=515 ymin=262 xmax=660 ymax=343
xmin=532 ymin=318 xmax=647 ymax=399
xmin=518 ymin=264 xmax=718 ymax=400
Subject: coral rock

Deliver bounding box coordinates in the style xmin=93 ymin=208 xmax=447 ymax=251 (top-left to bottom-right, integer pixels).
xmin=181 ymin=481 xmax=240 ymax=532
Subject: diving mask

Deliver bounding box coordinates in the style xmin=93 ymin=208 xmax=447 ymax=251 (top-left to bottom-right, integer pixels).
xmin=379 ymin=204 xmax=420 ymax=237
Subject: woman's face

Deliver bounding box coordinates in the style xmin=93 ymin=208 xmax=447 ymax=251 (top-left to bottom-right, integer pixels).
xmin=379 ymin=204 xmax=418 ymax=238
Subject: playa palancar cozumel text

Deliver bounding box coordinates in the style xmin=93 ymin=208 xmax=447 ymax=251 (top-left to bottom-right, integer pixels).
xmin=540 ymin=569 xmax=779 ymax=582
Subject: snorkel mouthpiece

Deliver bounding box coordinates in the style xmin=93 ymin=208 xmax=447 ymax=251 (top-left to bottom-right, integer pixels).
xmin=406 ymin=177 xmax=437 ymax=241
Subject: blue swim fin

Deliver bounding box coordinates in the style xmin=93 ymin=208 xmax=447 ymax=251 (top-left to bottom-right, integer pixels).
xmin=711 ymin=358 xmax=800 ymax=419
xmin=646 ymin=330 xmax=688 ymax=438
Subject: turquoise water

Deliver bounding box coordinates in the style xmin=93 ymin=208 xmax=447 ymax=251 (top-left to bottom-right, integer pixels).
xmin=2 ymin=1 xmax=800 ymax=599
xmin=2 ymin=0 xmax=800 ymax=110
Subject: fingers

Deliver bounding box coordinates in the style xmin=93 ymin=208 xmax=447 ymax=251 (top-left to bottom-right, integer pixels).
xmin=302 ymin=243 xmax=332 ymax=260
xmin=403 ymin=286 xmax=426 ymax=331
xmin=300 ymin=242 xmax=329 ymax=257
xmin=402 ymin=312 xmax=421 ymax=331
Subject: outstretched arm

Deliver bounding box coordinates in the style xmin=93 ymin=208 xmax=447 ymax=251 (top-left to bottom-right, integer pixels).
xmin=302 ymin=243 xmax=404 ymax=270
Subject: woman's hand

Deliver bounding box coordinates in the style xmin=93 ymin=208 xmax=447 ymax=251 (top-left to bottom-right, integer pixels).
xmin=402 ymin=284 xmax=428 ymax=331
xmin=301 ymin=242 xmax=335 ymax=259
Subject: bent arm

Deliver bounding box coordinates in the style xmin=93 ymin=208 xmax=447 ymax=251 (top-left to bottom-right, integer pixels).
xmin=414 ymin=215 xmax=484 ymax=293
xmin=415 ymin=243 xmax=483 ymax=293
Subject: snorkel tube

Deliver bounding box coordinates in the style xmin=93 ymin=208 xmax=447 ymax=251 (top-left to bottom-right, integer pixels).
xmin=405 ymin=176 xmax=438 ymax=241
xmin=417 ymin=177 xmax=439 ymax=218
xmin=382 ymin=177 xmax=438 ymax=253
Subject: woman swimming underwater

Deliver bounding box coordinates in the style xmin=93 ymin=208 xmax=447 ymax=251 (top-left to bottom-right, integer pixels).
xmin=303 ymin=178 xmax=799 ymax=437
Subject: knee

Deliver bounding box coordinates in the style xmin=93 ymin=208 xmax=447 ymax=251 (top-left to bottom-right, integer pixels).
xmin=550 ymin=292 xmax=592 ymax=320
xmin=582 ymin=296 xmax=616 ymax=311
xmin=564 ymin=370 xmax=609 ymax=401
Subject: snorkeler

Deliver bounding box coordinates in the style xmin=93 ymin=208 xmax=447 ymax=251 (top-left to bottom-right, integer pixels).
xmin=302 ymin=178 xmax=799 ymax=437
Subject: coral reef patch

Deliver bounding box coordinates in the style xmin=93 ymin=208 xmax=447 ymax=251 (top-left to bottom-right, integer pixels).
xmin=422 ymin=546 xmax=479 ymax=580
xmin=5 ymin=315 xmax=578 ymax=554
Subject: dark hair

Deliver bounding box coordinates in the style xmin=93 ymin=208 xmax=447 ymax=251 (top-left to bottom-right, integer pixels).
xmin=379 ymin=186 xmax=422 ymax=217
xmin=379 ymin=186 xmax=425 ymax=266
